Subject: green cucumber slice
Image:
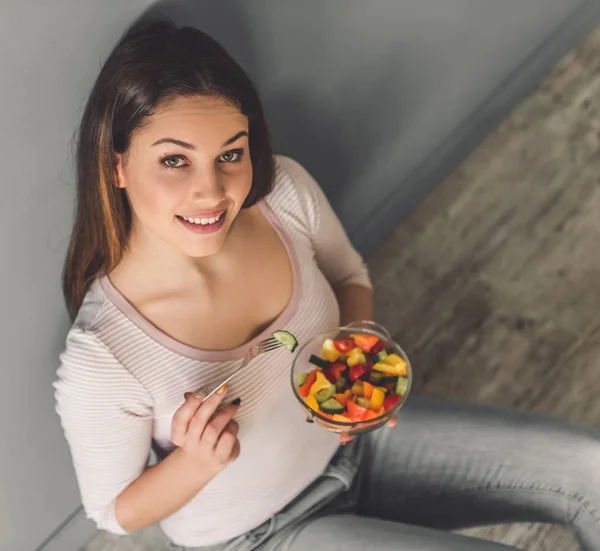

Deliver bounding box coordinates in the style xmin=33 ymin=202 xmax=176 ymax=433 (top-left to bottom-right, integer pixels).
xmin=295 ymin=372 xmax=308 ymax=388
xmin=272 ymin=330 xmax=298 ymax=352
xmin=380 ymin=376 xmax=399 ymax=386
xmin=314 ymin=385 xmax=336 ymax=404
xmin=335 ymin=375 xmax=348 ymax=392
xmin=356 ymin=396 xmax=371 ymax=409
xmin=396 ymin=376 xmax=409 ymax=396
xmin=308 ymin=354 xmax=330 ymax=369
xmin=369 ymin=371 xmax=383 ymax=384
xmin=320 ymin=398 xmax=345 ymax=414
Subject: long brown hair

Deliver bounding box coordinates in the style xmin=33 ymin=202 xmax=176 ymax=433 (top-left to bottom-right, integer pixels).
xmin=63 ymin=18 xmax=275 ymax=319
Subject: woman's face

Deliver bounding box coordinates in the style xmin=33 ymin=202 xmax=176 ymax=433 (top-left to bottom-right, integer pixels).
xmin=116 ymin=95 xmax=253 ymax=259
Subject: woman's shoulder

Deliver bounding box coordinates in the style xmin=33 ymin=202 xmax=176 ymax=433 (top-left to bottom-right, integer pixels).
xmin=56 ymin=280 xmax=151 ymax=399
xmin=59 ymin=280 xmax=126 ymax=373
xmin=273 ymin=154 xmax=307 ymax=178
xmin=272 ymin=154 xmax=317 ymax=196
xmin=65 ymin=278 xmax=117 ymax=337
xmin=267 ymin=155 xmax=324 ymax=224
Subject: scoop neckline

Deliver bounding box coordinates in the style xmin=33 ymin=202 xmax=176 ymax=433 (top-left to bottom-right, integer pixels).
xmin=99 ymin=199 xmax=302 ymax=362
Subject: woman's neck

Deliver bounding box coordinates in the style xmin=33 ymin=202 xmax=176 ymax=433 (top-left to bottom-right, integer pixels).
xmin=110 ymin=210 xmax=251 ymax=300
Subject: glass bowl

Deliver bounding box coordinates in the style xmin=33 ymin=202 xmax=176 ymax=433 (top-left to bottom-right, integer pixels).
xmin=290 ymin=321 xmax=412 ymax=435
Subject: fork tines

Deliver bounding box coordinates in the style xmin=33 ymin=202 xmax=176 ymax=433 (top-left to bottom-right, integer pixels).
xmin=259 ymin=337 xmax=283 ymax=352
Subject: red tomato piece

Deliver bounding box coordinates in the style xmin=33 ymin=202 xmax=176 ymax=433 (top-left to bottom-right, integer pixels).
xmin=348 ymin=364 xmax=367 ymax=381
xmin=346 ymin=400 xmax=368 ymax=422
xmin=324 ymin=362 xmax=346 ymax=383
xmin=333 ymin=339 xmax=355 ymax=353
xmin=383 ymin=394 xmax=401 ymax=412
xmin=323 ymin=370 xmax=335 ymax=384
xmin=370 ymin=340 xmax=385 ymax=354
xmin=331 ymin=362 xmax=347 ymax=379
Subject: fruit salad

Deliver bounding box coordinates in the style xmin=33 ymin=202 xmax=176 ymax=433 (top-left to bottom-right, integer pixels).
xmin=295 ymin=332 xmax=408 ymax=423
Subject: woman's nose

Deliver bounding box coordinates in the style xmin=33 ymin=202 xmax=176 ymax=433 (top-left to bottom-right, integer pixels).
xmin=190 ymin=167 xmax=225 ymax=202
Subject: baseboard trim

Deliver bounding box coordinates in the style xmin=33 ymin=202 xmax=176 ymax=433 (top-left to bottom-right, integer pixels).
xmin=353 ymin=0 xmax=600 ymax=255
xmin=36 ymin=507 xmax=96 ymax=551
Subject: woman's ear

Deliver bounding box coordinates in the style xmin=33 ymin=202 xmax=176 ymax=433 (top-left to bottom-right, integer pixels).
xmin=115 ymin=153 xmax=126 ymax=189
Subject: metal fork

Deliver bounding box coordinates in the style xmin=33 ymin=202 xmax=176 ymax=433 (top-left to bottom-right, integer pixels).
xmin=201 ymin=336 xmax=285 ymax=403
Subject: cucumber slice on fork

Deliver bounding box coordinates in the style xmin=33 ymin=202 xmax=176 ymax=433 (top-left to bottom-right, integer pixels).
xmin=272 ymin=330 xmax=298 ymax=353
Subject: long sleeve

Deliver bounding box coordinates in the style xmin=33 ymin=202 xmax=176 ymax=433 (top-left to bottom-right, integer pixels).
xmin=54 ymin=327 xmax=153 ymax=534
xmin=279 ymin=156 xmax=372 ymax=290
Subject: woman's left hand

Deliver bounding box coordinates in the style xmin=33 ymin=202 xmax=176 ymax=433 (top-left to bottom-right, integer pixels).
xmin=339 ymin=416 xmax=396 ymax=445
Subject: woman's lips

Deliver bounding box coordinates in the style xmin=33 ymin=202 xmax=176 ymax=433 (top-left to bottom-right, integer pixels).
xmin=176 ymin=210 xmax=226 ymax=234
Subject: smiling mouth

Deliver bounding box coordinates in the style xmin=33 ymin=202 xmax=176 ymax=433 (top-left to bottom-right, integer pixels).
xmin=176 ymin=212 xmax=225 ymax=226
xmin=176 ymin=210 xmax=227 ymax=235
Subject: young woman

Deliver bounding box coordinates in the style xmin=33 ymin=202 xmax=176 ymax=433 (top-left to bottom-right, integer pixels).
xmin=55 ymin=18 xmax=600 ymax=551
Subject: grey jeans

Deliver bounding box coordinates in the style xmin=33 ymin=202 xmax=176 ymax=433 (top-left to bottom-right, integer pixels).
xmin=171 ymin=397 xmax=600 ymax=550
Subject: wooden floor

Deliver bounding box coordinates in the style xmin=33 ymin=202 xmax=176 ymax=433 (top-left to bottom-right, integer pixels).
xmin=85 ymin=24 xmax=600 ymax=551
xmin=370 ymin=23 xmax=600 ymax=551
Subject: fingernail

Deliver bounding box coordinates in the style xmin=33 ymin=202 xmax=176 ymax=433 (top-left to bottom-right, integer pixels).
xmin=231 ymin=398 xmax=241 ymax=406
xmin=194 ymin=388 xmax=206 ymax=399
xmin=216 ymin=384 xmax=228 ymax=395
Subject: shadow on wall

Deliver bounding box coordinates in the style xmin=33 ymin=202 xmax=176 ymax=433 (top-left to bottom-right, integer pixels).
xmin=143 ymin=0 xmax=408 ymax=242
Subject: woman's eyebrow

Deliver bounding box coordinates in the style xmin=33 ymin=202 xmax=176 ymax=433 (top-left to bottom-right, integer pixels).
xmin=152 ymin=137 xmax=195 ymax=149
xmin=222 ymin=130 xmax=248 ymax=146
xmin=151 ymin=131 xmax=248 ymax=150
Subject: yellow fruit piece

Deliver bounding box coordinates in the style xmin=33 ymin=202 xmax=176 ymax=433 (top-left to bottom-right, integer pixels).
xmin=372 ymin=354 xmax=407 ymax=376
xmin=384 ymin=354 xmax=406 ymax=367
xmin=309 ymin=371 xmax=332 ymax=396
xmin=346 ymin=347 xmax=366 ymax=367
xmin=320 ymin=339 xmax=342 ymax=362
xmin=332 ymin=414 xmax=352 ymax=423
xmin=372 ymin=362 xmax=406 ymax=376
xmin=351 ymin=380 xmax=364 ymax=396
xmin=305 ymin=394 xmax=319 ymax=412
xmin=369 ymin=387 xmax=385 ymax=410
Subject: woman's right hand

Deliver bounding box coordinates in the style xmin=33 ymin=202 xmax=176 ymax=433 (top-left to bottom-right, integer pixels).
xmin=171 ymin=385 xmax=241 ymax=478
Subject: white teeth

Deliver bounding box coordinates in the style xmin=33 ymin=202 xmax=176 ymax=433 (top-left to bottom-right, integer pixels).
xmin=181 ymin=214 xmax=223 ymax=225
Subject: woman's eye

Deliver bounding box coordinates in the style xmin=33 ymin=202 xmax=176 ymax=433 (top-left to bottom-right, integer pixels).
xmin=218 ymin=149 xmax=243 ymax=163
xmin=161 ymin=155 xmax=187 ymax=169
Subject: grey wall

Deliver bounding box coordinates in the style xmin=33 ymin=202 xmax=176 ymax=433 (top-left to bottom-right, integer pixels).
xmin=157 ymin=0 xmax=600 ymax=254
xmin=1 ymin=1 xmax=599 ymax=550
xmin=0 ymin=3 xmax=150 ymax=550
